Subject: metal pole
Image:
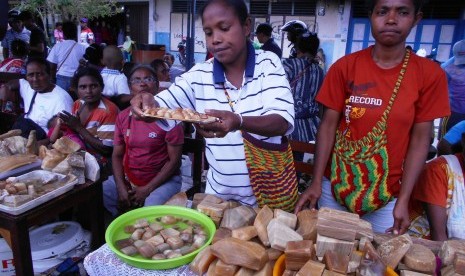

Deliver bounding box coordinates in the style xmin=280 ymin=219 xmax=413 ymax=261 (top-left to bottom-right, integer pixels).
xmin=186 ymin=0 xmax=196 ymax=70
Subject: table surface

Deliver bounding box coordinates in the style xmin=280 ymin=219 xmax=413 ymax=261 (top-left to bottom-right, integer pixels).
xmin=84 ymin=244 xmax=196 ymax=276
xmin=0 ymin=180 xmax=105 ymax=276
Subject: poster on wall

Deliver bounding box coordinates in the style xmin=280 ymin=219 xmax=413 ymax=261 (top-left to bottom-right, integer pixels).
xmin=170 ymin=13 xmax=207 ymax=53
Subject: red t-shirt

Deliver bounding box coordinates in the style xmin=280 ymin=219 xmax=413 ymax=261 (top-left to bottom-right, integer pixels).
xmin=412 ymin=154 xmax=465 ymax=209
xmin=114 ymin=108 xmax=184 ymax=185
xmin=316 ymin=46 xmax=450 ymax=197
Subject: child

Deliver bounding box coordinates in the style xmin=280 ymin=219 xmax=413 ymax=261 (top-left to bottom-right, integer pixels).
xmin=47 ymin=115 xmax=85 ymax=150
xmin=100 ymin=45 xmax=132 ymax=109
xmin=0 ymin=39 xmax=28 ymax=74
xmin=295 ymin=0 xmax=450 ymax=234
xmin=131 ymin=0 xmax=296 ymax=208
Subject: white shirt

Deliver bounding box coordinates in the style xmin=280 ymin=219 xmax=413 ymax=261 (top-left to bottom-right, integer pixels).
xmin=155 ymin=44 xmax=295 ymax=206
xmin=101 ymin=68 xmax=130 ymax=97
xmin=20 ymin=79 xmax=73 ymax=133
xmin=47 ymin=40 xmax=87 ymax=77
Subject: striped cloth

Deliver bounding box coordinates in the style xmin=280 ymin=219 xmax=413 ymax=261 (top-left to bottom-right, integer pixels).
xmin=154 ymin=42 xmax=295 ymax=206
xmin=282 ymin=57 xmax=324 ymax=142
xmin=72 ymin=97 xmax=118 ymax=164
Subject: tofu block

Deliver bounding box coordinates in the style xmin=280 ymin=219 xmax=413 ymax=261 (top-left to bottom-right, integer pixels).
xmin=377 ymin=234 xmax=413 ymax=269
xmin=285 ymin=240 xmax=315 ymax=271
xmin=323 ymin=250 xmax=349 ymax=274
xmin=274 ymin=209 xmax=297 ymax=229
xmin=267 ymin=218 xmax=303 ymax=251
xmin=296 ymin=260 xmax=325 ymax=276
xmin=403 ymin=244 xmax=436 ymax=273
xmin=296 ymin=209 xmax=318 ymax=242
xmin=254 ymin=205 xmax=274 ymax=246
xmin=316 ymin=234 xmax=355 ymax=257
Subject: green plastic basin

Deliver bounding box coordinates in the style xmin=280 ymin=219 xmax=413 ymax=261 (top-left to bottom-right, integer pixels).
xmin=105 ymin=205 xmax=216 ymax=270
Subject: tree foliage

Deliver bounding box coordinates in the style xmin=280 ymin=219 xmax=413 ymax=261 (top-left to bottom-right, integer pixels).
xmin=15 ymin=0 xmax=120 ymax=23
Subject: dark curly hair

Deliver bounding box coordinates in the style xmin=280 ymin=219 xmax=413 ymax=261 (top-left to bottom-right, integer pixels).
xmin=72 ymin=66 xmax=104 ymax=90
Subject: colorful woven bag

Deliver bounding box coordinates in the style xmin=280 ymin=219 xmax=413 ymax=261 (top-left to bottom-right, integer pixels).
xmin=222 ymin=84 xmax=298 ymax=212
xmin=331 ymin=50 xmax=410 ymax=216
xmin=242 ymin=131 xmax=299 ymax=212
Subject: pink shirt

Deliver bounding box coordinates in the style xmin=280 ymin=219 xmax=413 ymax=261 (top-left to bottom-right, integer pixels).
xmin=114 ymin=108 xmax=184 ymax=185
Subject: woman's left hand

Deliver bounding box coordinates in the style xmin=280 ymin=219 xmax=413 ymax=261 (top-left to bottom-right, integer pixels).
xmin=58 ymin=111 xmax=83 ymax=132
xmin=388 ymin=199 xmax=411 ymax=235
xmin=195 ymin=109 xmax=240 ymax=138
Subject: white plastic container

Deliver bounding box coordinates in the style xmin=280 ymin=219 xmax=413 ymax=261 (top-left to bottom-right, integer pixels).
xmin=0 ymin=238 xmax=14 ymax=276
xmin=29 ymin=221 xmax=91 ymax=273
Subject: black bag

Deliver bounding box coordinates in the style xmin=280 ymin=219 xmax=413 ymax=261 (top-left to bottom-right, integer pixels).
xmin=12 ymin=115 xmax=47 ymax=140
xmin=11 ymin=91 xmax=47 ymax=140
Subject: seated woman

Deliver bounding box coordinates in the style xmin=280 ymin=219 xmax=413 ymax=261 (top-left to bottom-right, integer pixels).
xmin=103 ymin=65 xmax=184 ymax=216
xmin=0 ymin=57 xmax=73 ymax=142
xmin=58 ymin=67 xmax=118 ymax=173
xmin=409 ymin=133 xmax=465 ymax=241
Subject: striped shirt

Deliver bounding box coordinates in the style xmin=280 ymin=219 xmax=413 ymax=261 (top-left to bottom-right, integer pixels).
xmin=72 ymin=97 xmax=118 ymax=163
xmin=155 ymin=42 xmax=295 ymax=206
xmin=1 ymin=28 xmax=30 ymax=58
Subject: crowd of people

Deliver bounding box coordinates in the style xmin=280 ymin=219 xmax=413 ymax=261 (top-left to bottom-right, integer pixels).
xmin=0 ymin=0 xmax=464 ymax=242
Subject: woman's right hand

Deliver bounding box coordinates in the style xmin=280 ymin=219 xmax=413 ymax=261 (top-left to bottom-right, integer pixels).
xmin=294 ymin=180 xmax=322 ymax=214
xmin=116 ymin=185 xmax=131 ymax=213
xmin=130 ymin=92 xmax=158 ymax=121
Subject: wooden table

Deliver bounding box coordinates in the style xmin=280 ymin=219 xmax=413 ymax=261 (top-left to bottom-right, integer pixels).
xmin=0 ymin=180 xmax=105 ymax=275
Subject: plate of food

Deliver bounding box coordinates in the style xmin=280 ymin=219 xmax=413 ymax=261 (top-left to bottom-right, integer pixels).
xmin=106 ymin=205 xmax=216 ymax=270
xmin=143 ymin=107 xmax=218 ymax=124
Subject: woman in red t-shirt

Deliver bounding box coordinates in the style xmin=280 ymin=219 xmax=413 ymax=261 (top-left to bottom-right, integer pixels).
xmin=295 ymin=0 xmax=450 ymax=234
xmin=102 ymin=65 xmax=184 ymax=216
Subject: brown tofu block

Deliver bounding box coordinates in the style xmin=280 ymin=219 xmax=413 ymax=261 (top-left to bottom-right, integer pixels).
xmin=190 ymin=246 xmax=217 ymax=275
xmin=215 ymin=259 xmax=239 ymax=276
xmin=234 ymin=266 xmax=255 ymax=276
xmin=212 ymin=227 xmax=232 ymax=244
xmin=267 ymin=247 xmax=283 ymax=261
xmin=442 ymin=264 xmax=465 ymax=276
xmin=253 ymin=261 xmax=273 ymax=276
xmin=455 ymin=253 xmax=465 ymax=274
xmin=254 ymin=205 xmax=274 ymax=247
xmin=439 ymin=240 xmax=465 ymax=266
xmin=206 ymin=259 xmax=218 ymax=276
xmin=296 ymin=260 xmax=325 ymax=276
xmin=285 ymin=240 xmax=315 ymax=271
xmin=377 ymin=234 xmax=413 ymax=269
xmin=296 ymin=209 xmax=318 ymax=242
xmin=322 ymin=269 xmax=346 ymax=276
xmin=283 ymin=270 xmax=298 ymax=276
xmin=323 ymin=250 xmax=349 ymax=274
xmin=316 ymin=217 xmax=357 ymax=242
xmin=316 ymin=234 xmax=355 ymax=257
xmin=402 ymin=244 xmax=436 ymax=274
xmin=231 ymin=226 xmax=258 ymax=241
xmin=318 ymin=208 xmax=373 ymax=241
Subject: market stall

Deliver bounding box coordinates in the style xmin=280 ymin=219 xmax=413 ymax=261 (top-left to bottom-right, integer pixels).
xmin=0 ymin=130 xmax=104 ymax=275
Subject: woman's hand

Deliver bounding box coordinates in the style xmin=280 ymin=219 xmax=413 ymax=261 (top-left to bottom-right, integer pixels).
xmin=195 ymin=109 xmax=240 ymax=138
xmin=128 ymin=185 xmax=151 ymax=207
xmin=294 ymin=180 xmax=322 ymax=214
xmin=116 ymin=185 xmax=131 ymax=213
xmin=130 ymin=92 xmax=158 ymax=121
xmin=387 ymin=199 xmax=411 ymax=235
xmin=58 ymin=111 xmax=83 ymax=132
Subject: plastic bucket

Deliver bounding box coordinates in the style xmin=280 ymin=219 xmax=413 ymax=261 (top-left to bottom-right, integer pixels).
xmin=0 ymin=238 xmax=14 ymax=276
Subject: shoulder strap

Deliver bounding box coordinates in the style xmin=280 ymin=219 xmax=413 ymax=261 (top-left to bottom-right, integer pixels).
xmin=57 ymin=42 xmax=77 ymax=72
xmin=25 ymin=91 xmax=38 ymax=116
